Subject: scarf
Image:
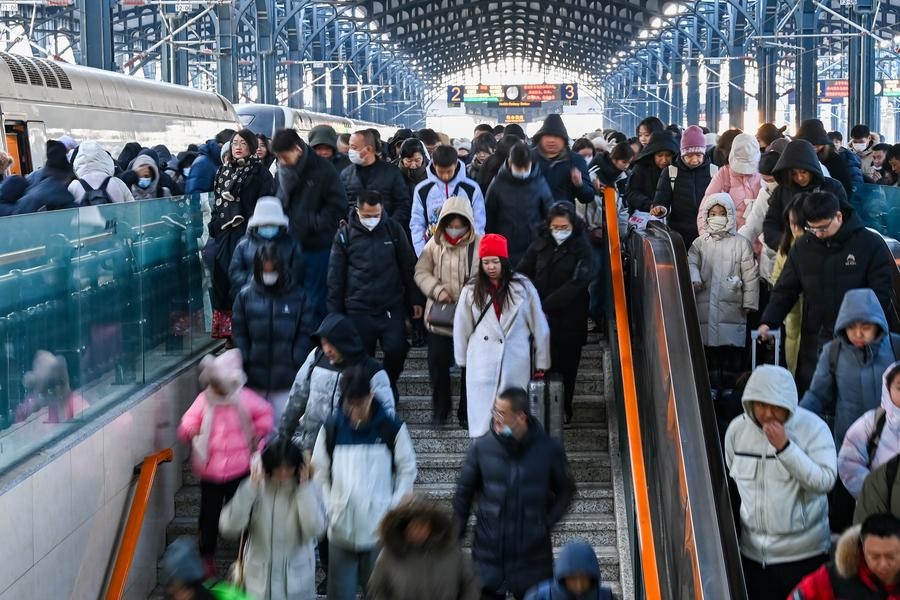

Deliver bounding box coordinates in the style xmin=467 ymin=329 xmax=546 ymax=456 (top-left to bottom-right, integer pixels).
xmin=214 ymin=154 xmax=259 ymax=206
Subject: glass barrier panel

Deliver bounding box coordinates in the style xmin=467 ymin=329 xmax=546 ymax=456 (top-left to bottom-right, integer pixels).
xmin=849 ymin=183 xmax=900 ymax=240
xmin=0 ymin=195 xmax=216 ymax=474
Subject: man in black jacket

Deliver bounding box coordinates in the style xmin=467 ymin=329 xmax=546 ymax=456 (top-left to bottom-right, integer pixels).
xmin=341 ymin=130 xmax=412 ymax=232
xmin=758 ymin=191 xmax=895 ymax=393
xmin=327 ymin=190 xmax=422 ymax=401
xmin=530 ymin=114 xmax=594 ymax=206
xmin=273 ymin=128 xmax=348 ymax=323
xmin=453 ymin=387 xmax=577 ymax=600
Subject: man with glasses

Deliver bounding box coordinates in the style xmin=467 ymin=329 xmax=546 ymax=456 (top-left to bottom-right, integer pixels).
xmin=758 ymin=190 xmax=894 ymax=393
xmin=452 ymin=387 xmax=576 ymax=600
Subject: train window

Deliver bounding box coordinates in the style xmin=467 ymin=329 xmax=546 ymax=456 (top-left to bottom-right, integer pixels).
xmin=4 ymin=121 xmax=32 ymax=176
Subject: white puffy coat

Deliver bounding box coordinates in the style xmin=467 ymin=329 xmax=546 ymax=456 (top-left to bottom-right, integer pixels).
xmin=689 ymin=193 xmax=759 ymax=347
xmin=219 ymin=477 xmax=327 ymax=600
xmin=725 ymin=365 xmax=837 ymax=566
xmin=453 ymin=275 xmax=550 ymax=437
xmin=67 ymin=140 xmax=134 ymax=204
xmin=738 ymin=181 xmax=778 ymax=284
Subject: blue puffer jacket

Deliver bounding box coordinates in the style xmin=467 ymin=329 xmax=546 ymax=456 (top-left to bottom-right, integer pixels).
xmin=13 ymin=176 xmax=76 ymax=214
xmin=524 ymin=541 xmax=612 ymax=600
xmin=185 ymin=140 xmax=221 ymax=196
xmin=801 ymin=288 xmax=900 ymax=448
xmin=531 ymin=148 xmax=594 ymax=205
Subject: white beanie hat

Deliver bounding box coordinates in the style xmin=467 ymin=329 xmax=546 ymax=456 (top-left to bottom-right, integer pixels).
xmin=248 ymin=196 xmax=289 ymax=228
xmin=729 ymin=133 xmax=761 ymax=175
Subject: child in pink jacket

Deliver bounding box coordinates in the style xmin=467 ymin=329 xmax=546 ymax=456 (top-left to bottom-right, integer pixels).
xmin=178 ymin=349 xmax=273 ymax=576
xmin=699 ymin=132 xmax=762 ymax=237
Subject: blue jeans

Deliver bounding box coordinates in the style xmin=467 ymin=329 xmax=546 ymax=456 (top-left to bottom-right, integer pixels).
xmin=327 ymin=542 xmax=379 ymax=600
xmin=302 ymin=248 xmax=330 ymax=326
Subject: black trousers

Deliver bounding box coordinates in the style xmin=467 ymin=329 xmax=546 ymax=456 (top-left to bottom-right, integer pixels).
xmin=198 ymin=474 xmax=245 ymax=555
xmin=742 ymin=554 xmax=827 ymax=600
xmin=347 ymin=310 xmax=410 ymax=400
xmin=549 ymin=330 xmax=583 ymax=416
xmin=427 ymin=332 xmax=467 ymax=422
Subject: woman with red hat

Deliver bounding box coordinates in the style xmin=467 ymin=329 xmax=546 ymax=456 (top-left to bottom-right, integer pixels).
xmin=453 ymin=233 xmax=550 ymax=438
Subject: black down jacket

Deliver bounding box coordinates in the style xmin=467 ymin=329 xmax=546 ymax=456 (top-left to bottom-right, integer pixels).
xmin=485 ymin=163 xmax=554 ymax=266
xmin=625 ymin=158 xmax=664 ymax=214
xmin=228 ymin=231 xmax=304 ymax=301
xmin=761 ymin=205 xmax=895 ymax=388
xmin=231 ymin=274 xmax=316 ymax=391
xmin=452 ymin=420 xmax=576 ymax=598
xmin=326 ymin=210 xmax=420 ymax=316
xmin=275 ymin=141 xmax=348 ymax=252
xmin=340 ymin=161 xmax=412 ymax=228
xmin=650 ymin=156 xmax=716 ymax=248
xmin=517 ymin=227 xmax=594 ymax=345
xmin=762 ymin=140 xmax=848 ymax=251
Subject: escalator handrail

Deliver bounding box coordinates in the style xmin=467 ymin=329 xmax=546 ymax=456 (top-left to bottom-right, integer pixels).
xmin=603 ymin=187 xmax=663 ymax=597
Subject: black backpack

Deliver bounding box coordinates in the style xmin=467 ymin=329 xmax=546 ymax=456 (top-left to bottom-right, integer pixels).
xmin=79 ymin=177 xmax=112 ymax=205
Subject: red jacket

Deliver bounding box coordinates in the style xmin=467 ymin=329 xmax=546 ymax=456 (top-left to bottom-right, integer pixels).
xmin=791 ymin=525 xmax=900 ymax=600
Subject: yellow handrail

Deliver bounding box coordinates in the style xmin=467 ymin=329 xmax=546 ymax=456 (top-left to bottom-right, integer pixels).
xmin=105 ymin=448 xmax=174 ymax=600
xmin=604 ymin=186 xmax=663 ymax=597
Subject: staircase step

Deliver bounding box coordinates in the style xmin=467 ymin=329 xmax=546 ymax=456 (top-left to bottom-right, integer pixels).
xmin=396 ymin=395 xmax=607 ymax=424
xmin=395 ymin=353 xmax=602 ymax=372
xmin=408 ymin=424 xmax=608 ymax=453
xmin=417 ymin=482 xmax=614 ymax=515
xmin=415 ymin=451 xmax=609 ymax=485
xmin=396 ymin=370 xmax=604 ymax=396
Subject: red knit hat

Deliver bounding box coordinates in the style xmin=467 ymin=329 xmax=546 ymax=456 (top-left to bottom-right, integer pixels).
xmin=479 ymin=233 xmax=509 ymax=259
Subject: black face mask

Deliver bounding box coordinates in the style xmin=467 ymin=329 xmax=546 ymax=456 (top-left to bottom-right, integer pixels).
xmin=402 ymin=165 xmax=426 ymax=179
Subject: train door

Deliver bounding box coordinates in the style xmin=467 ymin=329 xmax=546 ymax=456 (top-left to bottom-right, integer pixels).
xmin=27 ymin=121 xmax=46 ymax=169
xmin=3 ymin=118 xmax=33 ymax=176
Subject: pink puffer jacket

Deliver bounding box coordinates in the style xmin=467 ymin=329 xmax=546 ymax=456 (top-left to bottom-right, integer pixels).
xmin=178 ymin=388 xmax=273 ymax=482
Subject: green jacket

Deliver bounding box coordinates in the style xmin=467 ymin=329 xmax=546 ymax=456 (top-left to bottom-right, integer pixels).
xmin=853 ymin=455 xmax=900 ymax=525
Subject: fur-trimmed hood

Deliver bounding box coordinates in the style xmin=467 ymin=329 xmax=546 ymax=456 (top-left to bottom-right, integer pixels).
xmin=379 ymin=496 xmax=457 ymax=556
xmin=835 ymin=524 xmax=865 ymax=579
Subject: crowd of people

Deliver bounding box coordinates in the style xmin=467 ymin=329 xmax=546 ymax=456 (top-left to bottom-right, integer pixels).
xmin=4 ymin=113 xmax=900 ymax=599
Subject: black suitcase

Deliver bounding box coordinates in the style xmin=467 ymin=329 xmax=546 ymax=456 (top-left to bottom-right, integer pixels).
xmin=527 ymin=374 xmax=565 ymax=441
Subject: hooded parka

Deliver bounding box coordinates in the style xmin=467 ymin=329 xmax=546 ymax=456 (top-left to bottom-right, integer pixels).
xmin=67 ymin=140 xmax=133 ymax=204
xmin=724 ymin=365 xmax=837 ymax=565
xmin=625 ymin=131 xmax=680 ymax=214
xmin=129 ymin=154 xmax=172 ymax=200
xmin=530 ymin=114 xmax=594 ymax=205
xmin=650 ymin=153 xmax=716 ymax=247
xmin=688 ymin=194 xmax=760 ymax=347
xmin=367 ymin=498 xmax=480 ymax=600
xmin=801 ymin=289 xmax=900 ymax=448
xmin=453 ymin=275 xmax=551 ymax=437
xmin=414 ymin=196 xmax=483 ymax=337
xmin=484 ymin=162 xmax=554 ymax=265
xmin=524 ymin=541 xmax=613 ymax=600
xmin=219 ymin=476 xmax=327 ymax=600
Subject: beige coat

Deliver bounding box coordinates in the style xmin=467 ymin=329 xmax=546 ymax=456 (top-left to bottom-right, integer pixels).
xmin=414 ymin=196 xmax=482 ymax=337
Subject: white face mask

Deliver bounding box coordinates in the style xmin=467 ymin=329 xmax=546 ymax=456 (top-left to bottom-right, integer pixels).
xmin=552 ymin=230 xmax=572 ymax=244
xmin=348 ymin=149 xmax=365 ymax=166
xmin=852 ymin=142 xmax=868 ymax=153
xmin=261 ymin=272 xmax=279 ymax=286
xmin=359 ymin=215 xmax=380 ymax=230
xmin=182 ymin=167 xmax=191 ymax=178
xmin=510 ymin=168 xmax=531 ymax=180
xmin=762 ymin=180 xmax=777 ymax=192
xmin=446 ymin=226 xmax=468 ymax=238
xmin=707 ymin=215 xmax=728 ymax=231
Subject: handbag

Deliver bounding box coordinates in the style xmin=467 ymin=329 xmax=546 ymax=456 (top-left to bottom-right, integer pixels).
xmin=229 ymin=527 xmax=248 ymax=589
xmin=426 ymin=243 xmax=475 ymax=328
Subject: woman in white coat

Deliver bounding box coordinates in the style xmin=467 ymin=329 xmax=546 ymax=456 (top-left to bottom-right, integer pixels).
xmin=453 ymin=233 xmax=550 ymax=438
xmin=220 ymin=436 xmax=326 ymax=600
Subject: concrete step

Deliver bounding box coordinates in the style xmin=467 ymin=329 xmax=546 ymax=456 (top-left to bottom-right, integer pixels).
xmin=396 ymin=370 xmax=604 ymax=397
xmin=394 ymin=353 xmax=603 ymax=372
xmin=414 ymin=451 xmax=609 ymax=485
xmin=396 ymin=395 xmax=607 ymax=424
xmin=408 ymin=423 xmax=608 ymax=454
xmin=395 ymin=345 xmax=605 ymax=361
xmin=416 ymin=482 xmax=614 ymax=515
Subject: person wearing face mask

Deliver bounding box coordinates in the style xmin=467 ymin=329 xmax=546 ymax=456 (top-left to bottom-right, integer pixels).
xmin=625 ymin=130 xmax=679 ymax=214
xmin=209 ymin=129 xmax=275 ymax=340
xmin=327 ymin=191 xmax=423 ymax=402
xmin=795 ymin=119 xmax=863 ymax=198
xmin=649 ymin=125 xmax=719 ymax=247
xmin=453 ymin=234 xmax=550 ymax=438
xmin=688 ymin=194 xmax=759 ymax=376
xmin=398 ymin=138 xmax=430 ymax=203
xmin=452 ymin=387 xmax=576 ymax=600
xmin=414 ymin=197 xmax=483 ymax=427
xmin=219 ymin=435 xmax=326 ymax=600
xmin=340 ymin=129 xmax=412 ymax=232
xmin=849 ymin=124 xmax=879 ymax=177
xmin=66 ymin=140 xmax=134 ymax=205
xmin=518 ymin=202 xmax=594 ymax=423
xmin=129 ymin=153 xmax=172 ymax=200
xmin=231 ymin=245 xmax=316 ymax=423
xmin=229 ymin=197 xmax=304 ymax=303
xmin=484 ymin=141 xmax=554 ymax=266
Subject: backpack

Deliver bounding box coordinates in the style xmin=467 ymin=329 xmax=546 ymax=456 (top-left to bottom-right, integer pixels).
xmin=668 ymin=163 xmax=718 ymax=190
xmin=79 ymin=177 xmax=112 ymax=205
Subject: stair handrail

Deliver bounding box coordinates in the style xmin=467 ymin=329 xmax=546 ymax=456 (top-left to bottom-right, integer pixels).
xmin=105 ymin=448 xmax=174 ymax=600
xmin=603 ymin=187 xmax=662 ymax=597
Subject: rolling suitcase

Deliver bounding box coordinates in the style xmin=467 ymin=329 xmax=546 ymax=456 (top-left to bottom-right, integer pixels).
xmin=527 ymin=374 xmax=565 ymax=441
xmin=750 ymin=329 xmax=782 ymax=369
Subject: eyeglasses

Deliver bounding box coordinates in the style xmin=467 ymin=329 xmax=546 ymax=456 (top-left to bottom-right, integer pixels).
xmin=804 ymin=217 xmax=835 ymax=233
